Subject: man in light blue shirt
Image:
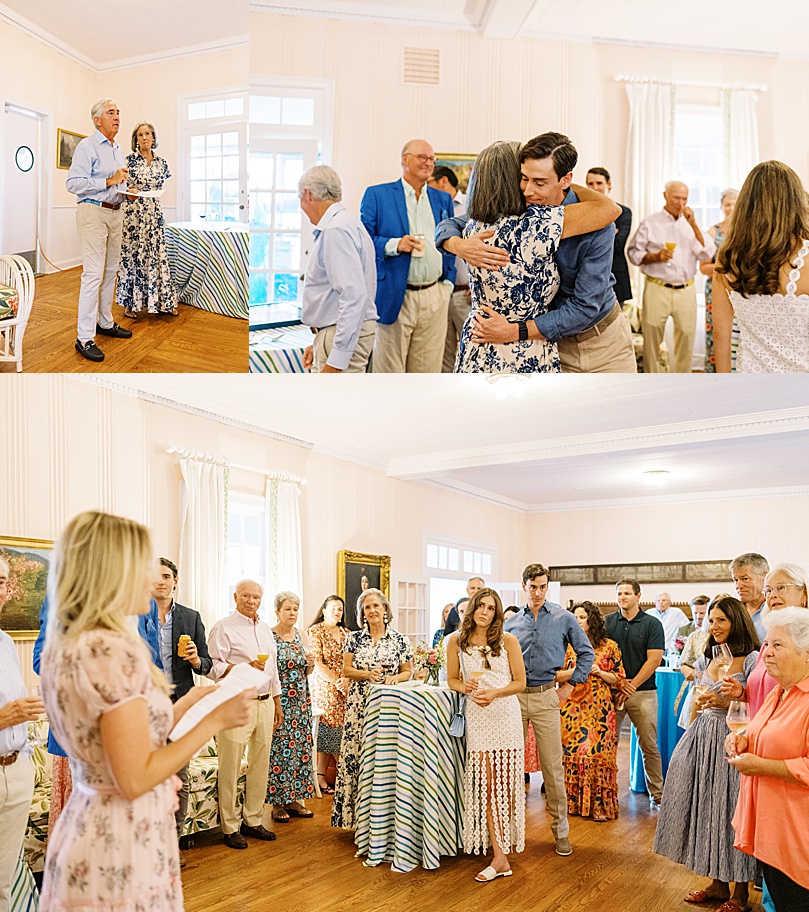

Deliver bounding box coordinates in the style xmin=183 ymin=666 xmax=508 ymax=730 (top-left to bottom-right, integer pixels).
xmin=730 ymin=552 xmax=769 ymax=641
xmin=66 ymin=98 xmax=134 ymax=362
xmin=298 ymin=165 xmax=377 ymax=372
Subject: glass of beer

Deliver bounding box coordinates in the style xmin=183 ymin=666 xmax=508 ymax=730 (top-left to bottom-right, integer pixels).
xmin=256 ymin=653 xmax=270 ymax=663
xmin=665 ymin=241 xmax=677 ymax=252
xmin=178 ymin=634 xmax=191 ymax=658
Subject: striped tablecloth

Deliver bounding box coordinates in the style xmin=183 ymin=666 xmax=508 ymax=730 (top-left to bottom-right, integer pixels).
xmin=10 ymin=851 xmax=38 ymax=912
xmin=165 ymin=222 xmax=248 ymax=319
xmin=354 ymin=682 xmax=465 ymax=873
xmin=249 ymin=326 xmax=312 ymax=373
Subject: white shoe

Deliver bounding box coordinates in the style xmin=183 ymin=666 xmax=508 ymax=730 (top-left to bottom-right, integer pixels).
xmin=475 ymin=865 xmax=513 ymax=882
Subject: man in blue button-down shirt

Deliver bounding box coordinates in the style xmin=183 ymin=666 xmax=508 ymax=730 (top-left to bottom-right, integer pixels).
xmin=435 ymin=132 xmax=636 ymax=373
xmin=298 ymin=165 xmax=377 ymax=373
xmin=66 ymin=98 xmax=134 ymax=363
xmin=504 ymin=563 xmax=594 ymax=857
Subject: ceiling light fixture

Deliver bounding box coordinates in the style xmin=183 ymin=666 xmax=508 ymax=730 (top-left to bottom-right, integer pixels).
xmin=643 ymin=470 xmax=671 ymax=487
xmin=486 ymin=375 xmax=527 ymax=400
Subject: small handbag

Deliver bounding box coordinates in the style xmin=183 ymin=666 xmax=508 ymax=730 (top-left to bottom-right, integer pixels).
xmin=449 ymin=649 xmax=466 ymax=738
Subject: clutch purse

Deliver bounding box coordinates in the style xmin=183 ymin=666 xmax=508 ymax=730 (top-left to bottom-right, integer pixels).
xmin=449 ymin=648 xmax=466 ymax=738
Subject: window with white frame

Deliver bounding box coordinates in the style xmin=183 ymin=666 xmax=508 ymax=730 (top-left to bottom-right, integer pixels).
xmin=226 ymin=493 xmax=268 ymax=600
xmin=181 ymin=90 xmax=248 ymax=224
xmin=249 ymin=80 xmax=333 ymax=329
xmin=424 ymin=535 xmax=495 ymax=580
xmin=672 ymin=104 xmax=723 ymax=235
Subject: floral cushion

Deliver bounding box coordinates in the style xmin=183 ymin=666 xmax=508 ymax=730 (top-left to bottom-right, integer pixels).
xmin=0 ymin=284 xmax=19 ymax=321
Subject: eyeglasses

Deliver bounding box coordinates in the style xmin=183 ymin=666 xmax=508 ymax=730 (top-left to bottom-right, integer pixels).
xmin=406 ymin=153 xmax=435 ymax=164
xmin=763 ymin=584 xmax=802 ymax=596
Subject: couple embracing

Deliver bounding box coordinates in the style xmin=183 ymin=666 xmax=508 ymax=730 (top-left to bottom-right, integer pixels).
xmin=436 ymin=132 xmax=636 ymax=374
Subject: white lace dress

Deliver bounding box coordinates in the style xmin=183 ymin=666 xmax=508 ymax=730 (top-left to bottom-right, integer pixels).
xmin=461 ymin=643 xmax=525 ymax=856
xmin=729 ymin=238 xmax=809 ymax=372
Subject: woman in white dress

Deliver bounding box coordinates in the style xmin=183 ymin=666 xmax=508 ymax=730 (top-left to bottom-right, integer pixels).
xmin=447 ymin=588 xmax=526 ymax=883
xmin=713 ymin=160 xmax=809 ymax=372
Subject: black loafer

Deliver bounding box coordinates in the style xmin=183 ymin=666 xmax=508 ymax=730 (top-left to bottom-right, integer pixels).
xmin=223 ymin=832 xmax=248 ymax=849
xmin=75 ymin=339 xmax=105 ymax=362
xmin=96 ymin=322 xmax=132 ymax=339
xmin=241 ymin=823 xmax=276 ymax=841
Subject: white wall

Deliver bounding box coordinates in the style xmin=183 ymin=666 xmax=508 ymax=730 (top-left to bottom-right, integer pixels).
xmin=250 ymin=12 xmax=807 ymax=217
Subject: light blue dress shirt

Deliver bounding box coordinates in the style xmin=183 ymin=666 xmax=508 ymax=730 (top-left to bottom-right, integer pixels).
xmin=157 ymin=602 xmax=175 ymax=687
xmin=301 ymin=202 xmax=378 ymax=370
xmin=0 ymin=629 xmax=30 ymax=755
xmin=66 ymin=130 xmax=127 ymax=204
xmin=504 ymin=602 xmax=595 ymax=687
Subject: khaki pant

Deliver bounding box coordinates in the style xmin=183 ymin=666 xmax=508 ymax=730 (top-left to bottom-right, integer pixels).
xmin=615 ymin=689 xmax=663 ymax=802
xmin=373 ymin=281 xmax=451 ymax=373
xmin=313 ymin=319 xmax=376 ymax=373
xmin=518 ymin=689 xmax=569 ymax=840
xmin=442 ymin=287 xmax=471 ymax=372
xmin=75 ymin=202 xmax=123 ymax=342
xmin=0 ymin=755 xmax=34 ymax=908
xmin=558 ymin=306 xmax=637 ymax=373
xmin=641 ymin=279 xmax=697 ymax=373
xmin=216 ymin=698 xmax=274 ymax=835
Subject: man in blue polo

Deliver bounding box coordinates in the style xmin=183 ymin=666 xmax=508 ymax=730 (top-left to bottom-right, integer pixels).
xmin=504 ymin=563 xmax=594 ymax=857
xmin=435 ymin=132 xmax=636 ymax=373
xmin=66 ymin=98 xmax=134 ymax=363
xmin=604 ymin=578 xmax=665 ymax=807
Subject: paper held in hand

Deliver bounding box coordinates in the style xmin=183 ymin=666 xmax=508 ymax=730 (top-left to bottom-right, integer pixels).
xmin=117 ymin=184 xmax=165 ymax=198
xmin=168 ymin=663 xmax=265 ymax=742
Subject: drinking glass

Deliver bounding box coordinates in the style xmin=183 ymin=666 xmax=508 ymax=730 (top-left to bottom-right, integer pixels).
xmin=28 ymin=685 xmax=47 ymax=747
xmin=726 ymin=700 xmax=750 ymax=734
xmin=692 ymin=682 xmax=709 ymax=715
xmin=713 ymin=643 xmax=733 ymax=675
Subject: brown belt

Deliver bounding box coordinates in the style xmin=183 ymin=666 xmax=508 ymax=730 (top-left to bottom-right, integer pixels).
xmin=566 ymin=302 xmax=622 ymax=343
xmin=0 ymin=751 xmax=20 ymax=766
xmin=406 ymin=280 xmax=439 ymax=291
xmin=646 ymin=275 xmax=694 ymax=290
xmin=255 ymin=694 xmax=271 ymax=701
xmin=78 ymin=199 xmax=122 ymax=211
xmin=524 ymin=682 xmax=556 ymax=694
xmin=453 ymin=283 xmax=469 ymax=293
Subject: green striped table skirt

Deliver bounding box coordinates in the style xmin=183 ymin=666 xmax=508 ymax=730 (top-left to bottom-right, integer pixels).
xmin=355 ymin=682 xmax=465 ymax=873
xmin=249 ymin=326 xmax=312 ymax=373
xmin=10 ymin=851 xmax=38 ymax=912
xmin=165 ymin=222 xmax=248 ymax=319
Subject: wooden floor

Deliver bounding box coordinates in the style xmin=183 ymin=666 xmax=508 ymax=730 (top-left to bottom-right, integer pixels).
xmin=180 ymin=740 xmax=764 ymax=912
xmin=4 ymin=268 xmax=247 ymax=373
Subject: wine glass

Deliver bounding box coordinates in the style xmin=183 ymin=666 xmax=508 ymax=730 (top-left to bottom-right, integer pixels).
xmin=28 ymin=685 xmax=48 ymax=747
xmin=726 ymin=700 xmax=750 ymax=735
xmin=713 ymin=643 xmax=733 ymax=676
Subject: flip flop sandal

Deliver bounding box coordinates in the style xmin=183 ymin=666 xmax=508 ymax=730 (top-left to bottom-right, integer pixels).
xmin=475 ymin=866 xmax=513 ymax=883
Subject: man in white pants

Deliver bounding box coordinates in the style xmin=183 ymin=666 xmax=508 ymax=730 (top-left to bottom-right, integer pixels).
xmin=66 ymin=98 xmax=134 ymax=362
xmin=0 ymin=558 xmax=44 ymax=909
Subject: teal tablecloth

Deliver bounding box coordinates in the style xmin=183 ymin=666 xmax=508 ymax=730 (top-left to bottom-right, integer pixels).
xmin=165 ymin=221 xmax=248 ymax=319
xmin=354 ymin=682 xmax=465 ymax=873
xmin=629 ymin=667 xmax=685 ymax=792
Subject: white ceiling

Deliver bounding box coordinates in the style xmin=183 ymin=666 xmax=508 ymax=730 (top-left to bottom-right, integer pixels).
xmin=0 ymin=0 xmax=247 ymax=69
xmin=252 ymin=0 xmax=809 ymax=58
xmin=94 ymin=374 xmax=809 ymax=512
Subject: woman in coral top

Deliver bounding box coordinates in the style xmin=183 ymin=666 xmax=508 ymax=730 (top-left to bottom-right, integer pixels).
xmin=727 ymin=607 xmax=809 ymax=912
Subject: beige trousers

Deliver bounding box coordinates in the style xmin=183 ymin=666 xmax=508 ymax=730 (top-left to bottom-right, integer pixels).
xmin=641 ymin=280 xmax=697 ymax=373
xmin=216 ymin=698 xmax=274 ymax=834
xmin=558 ymin=307 xmax=637 ymax=373
xmin=0 ymin=755 xmax=34 ymax=908
xmin=75 ymin=203 xmax=123 ymax=342
xmin=373 ymin=281 xmax=451 ymax=373
xmin=518 ymin=689 xmax=569 ymax=840
xmin=615 ymin=689 xmax=664 ymax=802
xmin=441 ymin=287 xmax=471 ymax=372
xmin=313 ymin=319 xmax=376 ymax=373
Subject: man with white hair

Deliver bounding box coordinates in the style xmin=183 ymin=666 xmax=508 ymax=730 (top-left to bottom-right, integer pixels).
xmin=647 ymin=591 xmax=690 ymax=651
xmin=208 ymin=580 xmax=282 ymax=849
xmin=66 ymin=98 xmax=134 ymax=362
xmin=627 ymin=181 xmax=715 ymax=373
xmin=298 ymin=165 xmax=377 ymax=373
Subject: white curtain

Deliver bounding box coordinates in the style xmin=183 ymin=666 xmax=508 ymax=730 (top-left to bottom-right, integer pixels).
xmin=178 ymin=455 xmax=229 ymax=632
xmin=624 ymin=79 xmax=676 ymax=224
xmin=265 ymin=477 xmax=303 ymax=602
xmin=722 ymin=88 xmax=759 ymax=191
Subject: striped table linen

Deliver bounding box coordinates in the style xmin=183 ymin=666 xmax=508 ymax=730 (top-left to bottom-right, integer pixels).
xmin=164 ymin=222 xmax=248 ymax=319
xmin=10 ymin=851 xmax=38 ymax=912
xmin=249 ymin=326 xmax=312 ymax=373
xmin=354 ymin=682 xmax=465 ymax=873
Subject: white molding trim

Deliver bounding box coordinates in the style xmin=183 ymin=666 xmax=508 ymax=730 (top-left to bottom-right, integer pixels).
xmin=0 ymin=4 xmax=96 ymax=69
xmin=249 ymin=1 xmax=473 ymax=31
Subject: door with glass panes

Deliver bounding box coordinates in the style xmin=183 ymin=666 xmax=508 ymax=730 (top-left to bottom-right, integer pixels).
xmin=187 ymin=123 xmax=248 ymax=224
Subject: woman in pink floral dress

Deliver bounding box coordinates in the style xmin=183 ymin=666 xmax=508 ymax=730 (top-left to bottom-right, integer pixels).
xmin=39 ymin=511 xmax=253 ymax=912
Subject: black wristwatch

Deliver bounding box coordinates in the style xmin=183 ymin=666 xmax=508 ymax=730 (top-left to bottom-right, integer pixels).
xmin=517 ymin=321 xmax=528 ymax=341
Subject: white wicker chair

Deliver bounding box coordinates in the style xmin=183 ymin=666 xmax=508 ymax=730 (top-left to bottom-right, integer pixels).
xmin=0 ymin=255 xmax=35 ymax=371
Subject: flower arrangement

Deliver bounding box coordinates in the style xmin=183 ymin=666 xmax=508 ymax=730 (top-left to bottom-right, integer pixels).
xmin=413 ymin=639 xmax=446 ymax=685
xmin=673 ymin=636 xmax=686 ymax=655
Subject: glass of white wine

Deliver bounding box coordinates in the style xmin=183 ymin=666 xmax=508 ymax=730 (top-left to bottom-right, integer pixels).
xmin=468 ymin=670 xmax=484 ymax=689
xmin=726 ymin=699 xmax=750 ymax=735
xmin=692 ymin=682 xmax=709 ymax=715
xmin=713 ymin=643 xmax=733 ymax=676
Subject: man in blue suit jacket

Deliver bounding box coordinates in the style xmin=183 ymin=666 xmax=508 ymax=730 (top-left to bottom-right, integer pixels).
xmin=361 ymin=139 xmax=456 ymax=372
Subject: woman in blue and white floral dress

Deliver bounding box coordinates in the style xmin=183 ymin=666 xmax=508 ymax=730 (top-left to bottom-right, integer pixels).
xmin=455 ymin=141 xmax=621 ymax=373
xmin=118 ymin=122 xmax=178 ymax=318
xmin=331 ymin=589 xmax=412 ymax=830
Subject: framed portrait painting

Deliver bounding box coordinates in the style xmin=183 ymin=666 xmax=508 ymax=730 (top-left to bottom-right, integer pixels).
xmin=434 ymin=153 xmax=477 ymax=193
xmin=337 ymin=550 xmax=391 ymax=623
xmin=57 ymin=129 xmax=86 ymax=170
xmin=0 ymin=536 xmax=51 ymax=639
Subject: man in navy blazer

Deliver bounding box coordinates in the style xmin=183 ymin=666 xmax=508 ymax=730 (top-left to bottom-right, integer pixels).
xmin=361 ymin=138 xmax=456 ymax=372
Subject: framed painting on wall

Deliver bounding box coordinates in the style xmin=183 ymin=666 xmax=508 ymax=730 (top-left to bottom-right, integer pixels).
xmin=0 ymin=536 xmax=51 ymax=640
xmin=434 ymin=153 xmax=477 ymax=193
xmin=57 ymin=129 xmax=86 ymax=170
xmin=337 ymin=550 xmax=391 ymax=621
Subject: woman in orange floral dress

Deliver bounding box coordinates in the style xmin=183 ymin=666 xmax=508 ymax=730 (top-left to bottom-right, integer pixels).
xmin=560 ymin=601 xmax=624 ymax=821
xmin=307 ymin=595 xmax=349 ymax=794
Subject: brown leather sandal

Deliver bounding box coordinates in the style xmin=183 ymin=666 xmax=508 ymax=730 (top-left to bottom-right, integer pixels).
xmin=286 ymin=804 xmax=313 ymax=818
xmin=271 ymin=809 xmax=290 ymax=823
xmin=684 ymin=890 xmax=730 ymax=904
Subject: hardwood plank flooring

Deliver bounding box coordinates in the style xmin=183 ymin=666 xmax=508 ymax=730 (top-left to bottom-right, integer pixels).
xmin=3 ymin=268 xmax=247 ymax=373
xmin=180 ymin=740 xmax=764 ymax=912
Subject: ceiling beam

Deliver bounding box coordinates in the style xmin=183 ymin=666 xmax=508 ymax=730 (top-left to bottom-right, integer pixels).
xmin=466 ymin=0 xmax=547 ymax=40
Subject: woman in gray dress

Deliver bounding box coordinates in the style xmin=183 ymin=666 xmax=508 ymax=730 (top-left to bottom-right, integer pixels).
xmin=653 ymin=596 xmax=760 ymax=912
